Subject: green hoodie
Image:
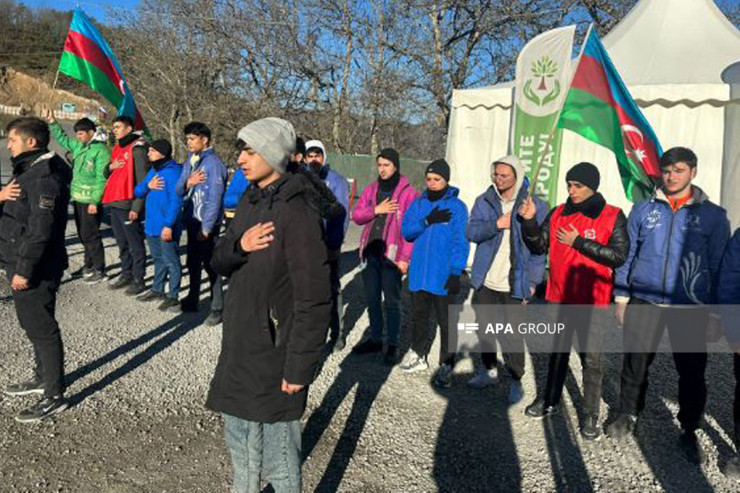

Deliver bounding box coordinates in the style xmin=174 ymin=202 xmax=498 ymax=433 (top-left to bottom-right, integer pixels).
xmin=50 ymin=121 xmax=111 ymax=204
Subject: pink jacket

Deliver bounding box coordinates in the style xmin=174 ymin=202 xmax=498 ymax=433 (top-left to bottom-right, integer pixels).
xmin=353 ymin=175 xmax=419 ymax=265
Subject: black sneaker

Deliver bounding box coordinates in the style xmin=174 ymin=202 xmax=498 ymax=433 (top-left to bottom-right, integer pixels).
xmin=158 ymin=297 xmax=181 ymax=313
xmin=606 ymin=413 xmax=637 ymax=439
xmin=181 ymin=298 xmax=199 ymax=312
xmin=83 ymin=271 xmax=105 ymax=284
xmin=352 ymin=339 xmax=383 ymax=354
xmin=138 ymin=290 xmax=165 ymax=302
xmin=205 ymin=310 xmax=222 ymax=326
xmin=383 ymin=345 xmax=399 ymax=366
xmin=724 ymin=454 xmax=740 ymax=481
xmin=581 ymin=414 xmax=602 ymax=441
xmin=125 ymin=280 xmax=147 ymax=296
xmin=679 ymin=430 xmax=706 ymax=465
xmin=69 ymin=267 xmax=86 ymax=278
xmin=109 ymin=275 xmax=133 ymax=290
xmin=524 ymin=398 xmax=560 ymax=419
xmin=15 ymin=395 xmax=68 ymax=423
xmin=4 ymin=379 xmax=44 ymax=397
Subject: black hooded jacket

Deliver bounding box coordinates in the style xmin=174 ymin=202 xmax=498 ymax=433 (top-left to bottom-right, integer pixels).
xmin=207 ymin=174 xmax=331 ymax=423
xmin=0 ymin=149 xmax=71 ymax=282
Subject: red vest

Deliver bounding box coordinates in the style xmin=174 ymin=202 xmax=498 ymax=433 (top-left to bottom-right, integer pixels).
xmin=102 ymin=139 xmax=140 ymax=204
xmin=546 ymin=203 xmax=620 ymax=305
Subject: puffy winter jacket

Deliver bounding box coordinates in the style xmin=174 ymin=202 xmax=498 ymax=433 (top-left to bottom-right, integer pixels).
xmin=50 ymin=121 xmax=110 ymax=205
xmin=317 ymin=164 xmax=349 ymax=251
xmin=467 ymin=183 xmax=547 ymax=299
xmin=614 ymin=186 xmax=730 ymax=305
xmin=175 ymin=149 xmax=227 ymax=234
xmin=223 ymin=169 xmax=250 ymax=210
xmin=402 ymin=187 xmax=469 ymax=296
xmin=353 ymin=175 xmax=418 ymax=265
xmin=134 ymin=159 xmax=184 ymax=239
xmin=719 ymin=229 xmax=740 ymax=343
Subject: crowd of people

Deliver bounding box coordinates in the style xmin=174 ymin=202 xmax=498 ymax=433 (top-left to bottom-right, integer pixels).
xmin=2 ymin=112 xmax=740 ymax=491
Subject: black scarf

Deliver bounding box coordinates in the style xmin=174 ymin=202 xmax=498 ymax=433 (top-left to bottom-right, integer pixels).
xmin=562 ymin=192 xmax=606 ymax=219
xmin=118 ymin=132 xmax=138 ymax=147
xmin=427 ymin=186 xmax=449 ymax=202
xmin=11 ymin=148 xmax=48 ymax=175
xmin=151 ymin=158 xmax=168 ymax=172
xmin=378 ymin=170 xmax=400 ymax=193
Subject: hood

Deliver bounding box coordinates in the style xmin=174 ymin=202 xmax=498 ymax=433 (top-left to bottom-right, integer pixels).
xmin=422 ymin=185 xmax=459 ymax=200
xmin=491 ymin=155 xmax=526 ymax=201
xmin=304 ymin=139 xmax=326 ymax=157
xmin=246 ymin=174 xmax=306 ymax=207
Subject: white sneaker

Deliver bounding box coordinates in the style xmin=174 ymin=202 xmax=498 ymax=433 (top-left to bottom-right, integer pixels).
xmin=400 ymin=350 xmax=428 ymax=373
xmin=467 ymin=367 xmax=499 ymax=389
xmin=433 ymin=363 xmax=453 ymax=388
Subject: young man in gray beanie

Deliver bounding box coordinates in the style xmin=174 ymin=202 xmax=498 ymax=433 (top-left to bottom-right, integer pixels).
xmin=208 ymin=117 xmax=331 ymax=492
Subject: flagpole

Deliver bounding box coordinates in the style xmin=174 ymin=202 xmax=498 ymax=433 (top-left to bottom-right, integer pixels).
xmin=527 ymin=23 xmax=594 ymax=201
xmin=47 ymin=64 xmax=61 ymax=112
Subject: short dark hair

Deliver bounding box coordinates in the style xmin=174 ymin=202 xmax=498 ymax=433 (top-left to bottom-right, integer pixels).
xmin=295 ymin=137 xmax=306 ymax=155
xmin=6 ymin=116 xmax=50 ymax=149
xmin=660 ymin=147 xmax=697 ymax=169
xmin=183 ymin=121 xmax=212 ymax=143
xmin=74 ymin=117 xmax=97 ymax=133
xmin=113 ymin=115 xmax=135 ymax=128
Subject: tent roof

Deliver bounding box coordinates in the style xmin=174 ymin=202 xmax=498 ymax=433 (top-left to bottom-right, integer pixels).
xmin=602 ymin=0 xmax=740 ymax=85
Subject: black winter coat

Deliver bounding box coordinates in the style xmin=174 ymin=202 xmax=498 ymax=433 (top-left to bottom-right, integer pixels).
xmin=207 ymin=174 xmax=331 ymax=423
xmin=0 ymin=149 xmax=71 ymax=282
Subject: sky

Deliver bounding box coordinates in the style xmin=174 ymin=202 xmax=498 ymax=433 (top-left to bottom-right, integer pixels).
xmin=19 ymin=0 xmax=140 ymax=24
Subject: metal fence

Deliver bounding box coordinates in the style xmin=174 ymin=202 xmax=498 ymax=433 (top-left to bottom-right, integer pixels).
xmin=327 ymin=153 xmax=430 ymax=194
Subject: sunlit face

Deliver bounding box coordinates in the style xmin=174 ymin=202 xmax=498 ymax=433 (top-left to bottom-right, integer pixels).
xmin=186 ymin=134 xmax=209 ymax=154
xmin=238 ymin=148 xmax=278 ymax=184
xmin=377 ymin=157 xmax=397 ymax=180
xmin=148 ymin=147 xmax=165 ymax=162
xmin=306 ymin=150 xmax=324 ymax=171
xmin=112 ymin=121 xmax=132 ymax=140
xmin=6 ymin=129 xmax=36 ymax=158
xmin=426 ymin=173 xmax=447 ymax=192
xmin=661 ymin=161 xmax=695 ymax=195
xmin=76 ymin=130 xmax=94 ymax=144
xmin=567 ymin=180 xmax=595 ymax=204
xmin=493 ymin=163 xmax=516 ymax=194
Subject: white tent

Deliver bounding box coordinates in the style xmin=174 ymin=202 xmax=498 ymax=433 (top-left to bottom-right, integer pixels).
xmin=446 ymin=0 xmax=740 ymax=227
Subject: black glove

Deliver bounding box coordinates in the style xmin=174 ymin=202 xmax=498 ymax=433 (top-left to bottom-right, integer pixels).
xmin=425 ymin=206 xmax=452 ymax=225
xmin=444 ymin=274 xmax=461 ymax=295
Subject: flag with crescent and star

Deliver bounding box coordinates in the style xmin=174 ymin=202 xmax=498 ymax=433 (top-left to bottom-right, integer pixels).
xmin=557 ymin=26 xmax=662 ymax=202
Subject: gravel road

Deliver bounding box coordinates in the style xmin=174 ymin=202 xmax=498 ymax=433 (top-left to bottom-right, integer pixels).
xmin=0 ymin=217 xmax=739 ymax=492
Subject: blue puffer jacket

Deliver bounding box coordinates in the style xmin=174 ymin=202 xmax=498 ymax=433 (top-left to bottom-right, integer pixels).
xmin=719 ymin=229 xmax=740 ymax=343
xmin=175 ymin=148 xmax=228 ymax=234
xmin=615 ymin=186 xmax=730 ymax=305
xmin=467 ymin=182 xmax=547 ymax=299
xmin=318 ymin=164 xmax=349 ymax=251
xmin=223 ymin=169 xmax=250 ymax=210
xmin=134 ymin=159 xmax=184 ymax=239
xmin=402 ymin=187 xmax=469 ymax=296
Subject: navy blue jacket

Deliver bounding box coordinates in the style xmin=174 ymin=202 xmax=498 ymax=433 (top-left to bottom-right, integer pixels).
xmin=467 ymin=183 xmax=547 ymax=299
xmin=175 ymin=149 xmax=227 ymax=234
xmin=135 ymin=159 xmax=184 ymax=239
xmin=402 ymin=187 xmax=469 ymax=296
xmin=615 ymin=187 xmax=729 ymax=305
xmin=719 ymin=229 xmax=740 ymax=343
xmin=316 ymin=165 xmax=349 ymax=251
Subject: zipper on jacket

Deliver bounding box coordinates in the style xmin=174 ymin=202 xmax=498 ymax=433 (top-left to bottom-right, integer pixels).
xmin=269 ymin=307 xmax=281 ymax=346
xmin=660 ymin=207 xmax=676 ymax=303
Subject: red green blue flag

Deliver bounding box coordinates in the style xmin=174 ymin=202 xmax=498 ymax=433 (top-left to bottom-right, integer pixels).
xmin=557 ymin=27 xmax=662 ymax=201
xmin=59 ymin=8 xmax=146 ymax=131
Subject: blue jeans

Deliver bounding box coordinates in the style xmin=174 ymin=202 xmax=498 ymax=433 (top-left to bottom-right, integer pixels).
xmin=223 ymin=414 xmax=302 ymax=493
xmin=362 ymin=252 xmax=402 ymax=346
xmin=147 ymin=236 xmax=181 ymax=299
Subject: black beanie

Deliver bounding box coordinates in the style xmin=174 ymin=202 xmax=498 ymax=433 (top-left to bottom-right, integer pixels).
xmin=565 ymin=162 xmax=600 ymax=191
xmin=426 ymin=158 xmax=450 ymax=183
xmin=378 ymin=147 xmax=400 ymax=171
xmin=150 ymin=139 xmax=173 ymax=160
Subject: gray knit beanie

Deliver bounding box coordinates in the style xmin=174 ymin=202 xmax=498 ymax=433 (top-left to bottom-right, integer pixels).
xmin=237 ymin=117 xmax=296 ymax=174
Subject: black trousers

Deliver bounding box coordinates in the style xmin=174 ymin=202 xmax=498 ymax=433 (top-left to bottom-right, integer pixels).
xmin=13 ymin=278 xmax=65 ymax=397
xmin=735 ymin=353 xmax=740 ymax=449
xmin=472 ymin=287 xmax=525 ymax=380
xmin=186 ymin=220 xmax=223 ymax=311
xmin=328 ymin=253 xmax=342 ymax=341
xmin=618 ymin=299 xmax=708 ymax=432
xmin=412 ymin=290 xmax=454 ymax=367
xmin=73 ymin=202 xmax=105 ymax=273
xmin=109 ymin=207 xmax=146 ymax=282
xmin=543 ymin=305 xmax=603 ymax=416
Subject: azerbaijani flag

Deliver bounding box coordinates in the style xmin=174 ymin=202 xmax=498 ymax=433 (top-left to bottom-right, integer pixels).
xmin=58 ymin=8 xmax=146 ymax=131
xmin=557 ymin=27 xmax=661 ymax=201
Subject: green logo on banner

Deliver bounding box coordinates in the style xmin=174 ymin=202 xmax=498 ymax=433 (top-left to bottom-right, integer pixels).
xmin=524 ymin=56 xmax=561 ymax=107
